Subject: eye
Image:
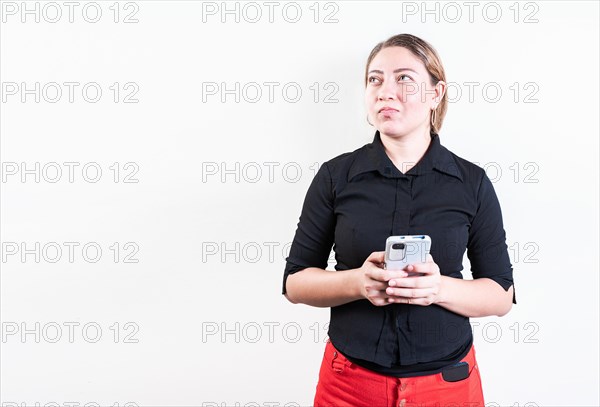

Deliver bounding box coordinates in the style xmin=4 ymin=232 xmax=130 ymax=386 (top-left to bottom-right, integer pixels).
xmin=368 ymin=76 xmax=381 ymax=84
xmin=398 ymin=74 xmax=413 ymax=82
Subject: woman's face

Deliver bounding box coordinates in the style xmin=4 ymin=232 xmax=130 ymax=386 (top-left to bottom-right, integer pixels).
xmin=365 ymin=46 xmax=443 ymax=139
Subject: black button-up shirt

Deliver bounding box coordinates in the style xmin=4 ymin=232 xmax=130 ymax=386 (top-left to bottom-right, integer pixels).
xmin=282 ymin=130 xmax=516 ymax=377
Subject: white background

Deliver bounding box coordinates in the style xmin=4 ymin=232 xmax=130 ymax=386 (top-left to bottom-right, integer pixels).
xmin=1 ymin=1 xmax=598 ymax=406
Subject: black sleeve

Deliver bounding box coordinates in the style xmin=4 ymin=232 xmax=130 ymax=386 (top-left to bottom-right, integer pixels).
xmin=466 ymin=172 xmax=517 ymax=304
xmin=282 ymin=162 xmax=336 ymax=295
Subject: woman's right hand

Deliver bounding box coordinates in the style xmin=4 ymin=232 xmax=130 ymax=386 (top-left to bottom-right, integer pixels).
xmin=357 ymin=251 xmax=408 ymax=306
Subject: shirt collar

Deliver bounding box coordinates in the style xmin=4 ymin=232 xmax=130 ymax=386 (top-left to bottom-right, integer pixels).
xmin=348 ymin=130 xmax=463 ymax=182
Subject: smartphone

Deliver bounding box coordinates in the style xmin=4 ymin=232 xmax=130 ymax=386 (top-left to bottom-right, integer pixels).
xmin=384 ymin=235 xmax=431 ymax=276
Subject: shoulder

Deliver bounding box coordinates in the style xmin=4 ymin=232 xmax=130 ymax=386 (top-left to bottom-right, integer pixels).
xmin=440 ymin=144 xmax=502 ymax=209
xmin=440 ymin=142 xmax=487 ymax=188
xmin=321 ymin=142 xmax=370 ymax=176
xmin=307 ymin=141 xmax=371 ymax=198
xmin=325 ymin=142 xmax=367 ymax=166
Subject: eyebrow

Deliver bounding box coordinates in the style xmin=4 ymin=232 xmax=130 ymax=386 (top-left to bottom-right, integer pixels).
xmin=368 ymin=68 xmax=419 ymax=75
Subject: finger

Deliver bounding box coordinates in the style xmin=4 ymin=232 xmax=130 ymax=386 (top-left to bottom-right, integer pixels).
xmin=387 ymin=273 xmax=414 ymax=287
xmin=365 ymin=266 xmax=386 ymax=282
xmin=389 ymin=275 xmax=434 ymax=289
xmin=410 ymin=261 xmax=439 ymax=276
xmin=381 ymin=268 xmax=409 ymax=281
xmin=385 ymin=287 xmax=432 ymax=299
xmin=365 ymin=280 xmax=389 ymax=292
xmin=365 ymin=288 xmax=393 ymax=305
xmin=366 ymin=251 xmax=386 ymax=264
xmin=388 ymin=296 xmax=429 ymax=306
xmin=387 ymin=286 xmax=433 ymax=298
xmin=367 ymin=266 xmax=406 ymax=282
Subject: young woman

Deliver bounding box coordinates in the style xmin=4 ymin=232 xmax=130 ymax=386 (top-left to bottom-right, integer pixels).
xmin=282 ymin=33 xmax=516 ymax=406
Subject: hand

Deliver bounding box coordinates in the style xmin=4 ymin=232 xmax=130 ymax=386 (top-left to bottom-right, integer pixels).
xmin=357 ymin=251 xmax=408 ymax=306
xmin=385 ymin=254 xmax=441 ymax=306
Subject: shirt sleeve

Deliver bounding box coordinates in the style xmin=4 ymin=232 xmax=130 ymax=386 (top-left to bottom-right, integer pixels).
xmin=466 ymin=172 xmax=517 ymax=304
xmin=282 ymin=162 xmax=336 ymax=295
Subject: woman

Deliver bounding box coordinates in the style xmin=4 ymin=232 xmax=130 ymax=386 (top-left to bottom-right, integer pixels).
xmin=282 ymin=33 xmax=516 ymax=407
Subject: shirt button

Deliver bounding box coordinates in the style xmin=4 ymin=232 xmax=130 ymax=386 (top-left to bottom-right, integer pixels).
xmin=399 ymin=399 xmax=406 ymax=407
xmin=400 ymin=382 xmax=407 ymax=391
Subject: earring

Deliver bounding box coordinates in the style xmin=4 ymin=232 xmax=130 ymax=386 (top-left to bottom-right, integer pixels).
xmin=367 ymin=115 xmax=373 ymax=126
xmin=430 ymin=108 xmax=437 ymax=129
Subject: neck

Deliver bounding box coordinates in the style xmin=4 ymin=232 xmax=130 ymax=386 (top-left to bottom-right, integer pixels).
xmin=379 ymin=128 xmax=432 ymax=173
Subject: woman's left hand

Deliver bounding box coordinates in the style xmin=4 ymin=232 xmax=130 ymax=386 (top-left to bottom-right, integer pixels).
xmin=385 ymin=254 xmax=442 ymax=306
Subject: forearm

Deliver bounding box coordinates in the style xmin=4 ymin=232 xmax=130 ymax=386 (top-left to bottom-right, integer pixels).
xmin=284 ymin=267 xmax=363 ymax=307
xmin=436 ymin=276 xmax=514 ymax=318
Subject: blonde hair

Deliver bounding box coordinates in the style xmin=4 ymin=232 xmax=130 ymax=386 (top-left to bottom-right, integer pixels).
xmin=365 ymin=34 xmax=447 ymax=134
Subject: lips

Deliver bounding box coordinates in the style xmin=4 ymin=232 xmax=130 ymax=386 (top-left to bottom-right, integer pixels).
xmin=379 ymin=107 xmax=399 ymax=113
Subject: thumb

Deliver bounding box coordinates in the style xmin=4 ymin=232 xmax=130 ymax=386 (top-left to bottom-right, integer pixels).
xmin=367 ymin=251 xmax=385 ymax=264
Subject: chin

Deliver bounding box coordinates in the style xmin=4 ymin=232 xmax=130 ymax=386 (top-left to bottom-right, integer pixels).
xmin=378 ymin=123 xmax=407 ymax=137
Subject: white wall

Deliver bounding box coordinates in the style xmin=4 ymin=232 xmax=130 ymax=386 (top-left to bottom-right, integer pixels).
xmin=1 ymin=1 xmax=598 ymax=406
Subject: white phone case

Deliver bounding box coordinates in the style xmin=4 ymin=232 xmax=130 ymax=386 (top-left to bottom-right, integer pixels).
xmin=384 ymin=235 xmax=431 ymax=275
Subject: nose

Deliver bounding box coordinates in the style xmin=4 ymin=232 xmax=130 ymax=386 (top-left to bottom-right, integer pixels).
xmin=377 ymin=79 xmax=396 ymax=101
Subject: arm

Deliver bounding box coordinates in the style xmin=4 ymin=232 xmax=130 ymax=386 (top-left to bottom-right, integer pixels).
xmin=282 ymin=164 xmax=404 ymax=307
xmin=386 ymin=171 xmax=516 ymax=317
xmin=436 ymin=277 xmax=514 ymax=317
xmin=284 ymin=267 xmax=363 ymax=308
xmin=285 ymin=251 xmax=410 ymax=308
xmin=386 ymin=258 xmax=514 ymax=317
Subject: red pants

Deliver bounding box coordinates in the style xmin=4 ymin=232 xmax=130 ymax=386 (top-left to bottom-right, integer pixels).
xmin=314 ymin=339 xmax=484 ymax=407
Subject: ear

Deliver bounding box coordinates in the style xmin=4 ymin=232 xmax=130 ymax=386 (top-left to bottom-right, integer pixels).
xmin=433 ymin=80 xmax=446 ymax=106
